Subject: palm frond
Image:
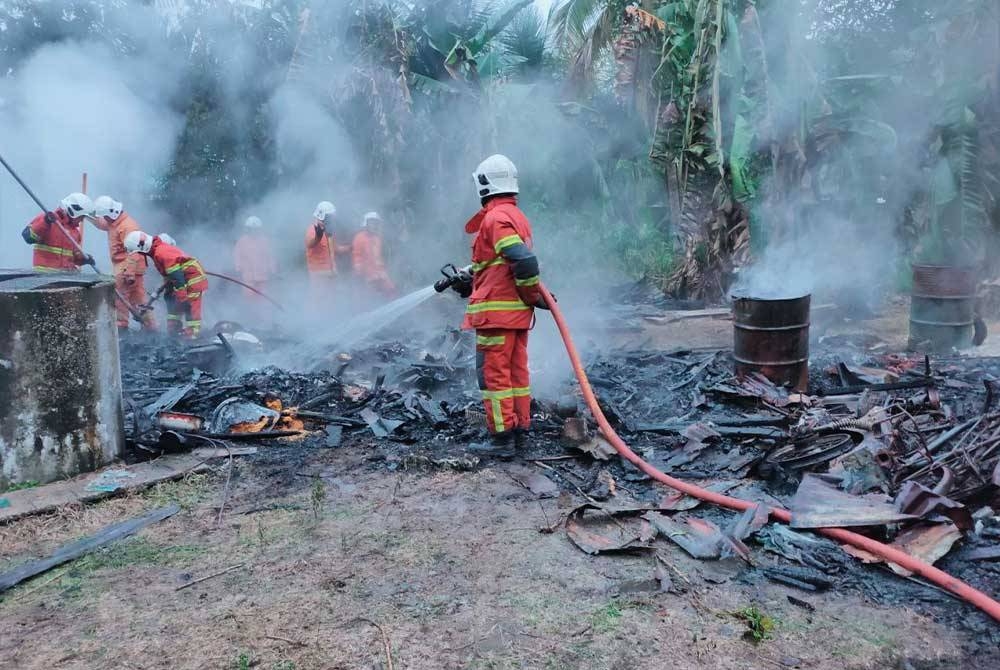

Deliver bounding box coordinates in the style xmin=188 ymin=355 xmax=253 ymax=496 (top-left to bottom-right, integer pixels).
xmin=469 ymin=0 xmax=535 ymax=53
xmin=500 ymin=9 xmax=546 ymax=69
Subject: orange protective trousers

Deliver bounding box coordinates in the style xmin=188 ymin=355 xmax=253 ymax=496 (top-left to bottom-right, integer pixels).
xmin=115 ymin=273 xmax=156 ymax=330
xmin=475 ymin=328 xmax=531 ymax=434
xmin=164 ymin=291 xmax=203 ymax=338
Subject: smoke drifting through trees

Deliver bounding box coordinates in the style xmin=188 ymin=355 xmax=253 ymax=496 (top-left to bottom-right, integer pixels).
xmin=1 ymin=1 xmax=997 ymax=319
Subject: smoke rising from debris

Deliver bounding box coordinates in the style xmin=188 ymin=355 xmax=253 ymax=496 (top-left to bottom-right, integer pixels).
xmin=733 ymin=1 xmax=993 ymax=309
xmin=0 ymin=0 xmax=602 ymax=393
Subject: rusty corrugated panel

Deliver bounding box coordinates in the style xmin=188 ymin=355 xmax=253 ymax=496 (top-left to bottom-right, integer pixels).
xmin=789 ymin=474 xmax=917 ymax=529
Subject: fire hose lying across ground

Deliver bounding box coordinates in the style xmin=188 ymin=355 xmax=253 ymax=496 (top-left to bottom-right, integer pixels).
xmin=538 ymin=284 xmax=1000 ymax=624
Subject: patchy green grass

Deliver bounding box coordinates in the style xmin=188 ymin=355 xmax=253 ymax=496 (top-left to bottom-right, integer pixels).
xmin=144 ymin=472 xmax=214 ymax=510
xmin=590 ymin=601 xmax=624 ymax=633
xmin=78 ymin=537 xmax=206 ymax=571
xmin=234 ymin=652 xmax=253 ymax=670
xmin=1 ymin=480 xmax=40 ymax=493
xmin=734 ymin=604 xmax=776 ymax=643
xmin=1 ymin=536 xmax=208 ymax=604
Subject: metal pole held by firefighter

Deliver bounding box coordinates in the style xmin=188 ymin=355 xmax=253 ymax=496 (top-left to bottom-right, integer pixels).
xmin=0 ymin=151 xmax=147 ymax=321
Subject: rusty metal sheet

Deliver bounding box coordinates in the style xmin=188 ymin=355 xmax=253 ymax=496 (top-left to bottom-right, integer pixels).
xmin=565 ymin=505 xmax=652 ymax=555
xmin=790 ymin=474 xmax=917 ymax=529
xmin=894 ymin=481 xmax=973 ymax=531
xmin=887 ymin=523 xmax=962 ymax=576
xmin=507 ymin=466 xmax=558 ymax=499
xmin=643 ymin=512 xmax=743 ymax=560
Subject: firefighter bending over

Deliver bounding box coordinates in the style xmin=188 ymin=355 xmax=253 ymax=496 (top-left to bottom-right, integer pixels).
xmin=21 ymin=193 xmax=95 ymax=273
xmin=125 ymin=230 xmax=209 ymax=339
xmin=90 ymin=195 xmax=156 ymax=332
xmin=450 ymin=154 xmax=546 ymax=458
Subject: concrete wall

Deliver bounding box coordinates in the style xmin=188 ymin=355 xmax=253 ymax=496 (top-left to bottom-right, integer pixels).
xmin=0 ymin=272 xmax=123 ymax=488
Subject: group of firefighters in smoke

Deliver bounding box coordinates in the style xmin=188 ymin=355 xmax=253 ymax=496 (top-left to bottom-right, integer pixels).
xmin=21 ymin=196 xmax=398 ymax=339
xmin=20 ymin=153 xmax=544 ymax=454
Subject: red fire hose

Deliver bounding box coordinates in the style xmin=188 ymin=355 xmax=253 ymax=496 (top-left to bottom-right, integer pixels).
xmin=539 ymin=284 xmax=1000 ymax=624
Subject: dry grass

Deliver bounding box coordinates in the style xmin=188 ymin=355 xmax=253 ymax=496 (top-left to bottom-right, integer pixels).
xmin=0 ymin=443 xmax=987 ymax=669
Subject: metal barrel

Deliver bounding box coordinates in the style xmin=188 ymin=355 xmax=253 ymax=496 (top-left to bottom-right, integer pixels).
xmin=0 ymin=271 xmax=124 ymax=488
xmin=732 ymin=294 xmax=811 ymax=392
xmin=909 ymin=264 xmax=977 ymax=353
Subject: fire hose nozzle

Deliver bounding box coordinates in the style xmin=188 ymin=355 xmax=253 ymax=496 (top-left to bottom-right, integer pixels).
xmin=434 ymin=263 xmax=473 ymax=293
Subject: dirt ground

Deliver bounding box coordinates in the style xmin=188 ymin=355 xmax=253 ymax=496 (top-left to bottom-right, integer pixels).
xmin=1 ymin=300 xmax=998 ymax=670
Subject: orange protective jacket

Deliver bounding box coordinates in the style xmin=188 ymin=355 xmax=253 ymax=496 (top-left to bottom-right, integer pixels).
xmin=22 ymin=208 xmax=84 ymax=272
xmin=305 ymin=223 xmax=335 ymax=275
xmin=234 ymin=233 xmax=277 ymax=283
xmin=351 ymin=229 xmax=389 ymax=282
xmin=461 ymin=196 xmax=541 ymax=331
xmin=148 ymin=237 xmax=208 ymax=301
xmin=91 ymin=211 xmax=147 ymax=276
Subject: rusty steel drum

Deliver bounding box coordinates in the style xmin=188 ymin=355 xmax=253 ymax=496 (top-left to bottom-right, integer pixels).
xmin=909 ymin=264 xmax=977 ymax=353
xmin=732 ymin=294 xmax=811 ymax=392
xmin=0 ymin=271 xmax=123 ymax=488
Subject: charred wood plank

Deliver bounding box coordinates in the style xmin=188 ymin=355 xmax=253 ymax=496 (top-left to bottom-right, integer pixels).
xmin=0 ymin=504 xmax=180 ymax=592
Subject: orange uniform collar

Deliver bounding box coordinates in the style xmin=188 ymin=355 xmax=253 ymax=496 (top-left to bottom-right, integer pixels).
xmin=463 ymin=196 xmax=518 ymax=234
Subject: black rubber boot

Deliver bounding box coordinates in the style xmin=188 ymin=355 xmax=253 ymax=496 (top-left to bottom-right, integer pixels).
xmin=513 ymin=428 xmax=529 ymax=451
xmin=468 ymin=431 xmax=516 ymax=460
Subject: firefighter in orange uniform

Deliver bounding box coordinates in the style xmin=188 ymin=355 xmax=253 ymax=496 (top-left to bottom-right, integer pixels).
xmin=351 ymin=211 xmax=396 ymax=297
xmin=124 ymin=230 xmax=208 ymax=339
xmin=452 ymin=154 xmax=546 ymax=457
xmin=234 ymin=215 xmax=278 ymax=300
xmin=304 ymin=201 xmax=344 ymax=293
xmin=21 ymin=193 xmax=95 ymax=272
xmin=90 ymin=195 xmax=156 ymax=332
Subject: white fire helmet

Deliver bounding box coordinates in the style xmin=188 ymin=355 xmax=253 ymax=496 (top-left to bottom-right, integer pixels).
xmin=473 ymin=154 xmax=518 ymax=199
xmin=93 ymin=195 xmax=123 ymax=221
xmin=245 ymin=215 xmax=263 ymax=229
xmin=157 ymin=233 xmax=177 ymax=246
xmin=60 ymin=192 xmax=95 ymax=219
xmin=362 ymin=211 xmax=381 ymax=227
xmin=313 ymin=201 xmax=336 ymax=220
xmin=124 ymin=230 xmax=155 ymax=254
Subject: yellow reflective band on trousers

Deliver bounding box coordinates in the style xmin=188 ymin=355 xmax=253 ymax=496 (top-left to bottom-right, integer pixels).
xmin=515 ymin=275 xmax=539 ymax=287
xmin=35 ymin=243 xmax=74 ymax=257
xmin=471 ymin=257 xmax=505 ymax=272
xmin=481 ymin=388 xmax=513 ymax=432
xmin=476 ymin=334 xmax=506 ymax=346
xmin=466 ymin=300 xmax=529 ymax=314
xmin=493 ymin=234 xmax=523 ymax=254
xmin=512 ymin=386 xmax=531 ymax=397
xmin=165 ymin=260 xmax=206 ymax=286
xmin=33 ymin=266 xmax=64 ymax=273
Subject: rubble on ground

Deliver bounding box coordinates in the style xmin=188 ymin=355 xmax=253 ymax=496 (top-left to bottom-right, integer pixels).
xmin=23 ymin=310 xmax=992 ymax=641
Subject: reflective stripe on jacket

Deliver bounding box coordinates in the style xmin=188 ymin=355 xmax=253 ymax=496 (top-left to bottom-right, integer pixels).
xmin=149 ymin=238 xmax=208 ymax=296
xmin=460 ymin=196 xmax=536 ymax=330
xmin=25 ymin=208 xmax=82 ymax=272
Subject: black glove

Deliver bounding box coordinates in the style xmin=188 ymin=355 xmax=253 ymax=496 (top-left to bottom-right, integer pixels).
xmin=44 ymin=211 xmax=56 ymax=225
xmin=535 ymin=293 xmax=555 ymax=310
xmin=451 ymin=271 xmax=473 ymax=298
xmin=83 ymin=254 xmax=96 ymax=267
